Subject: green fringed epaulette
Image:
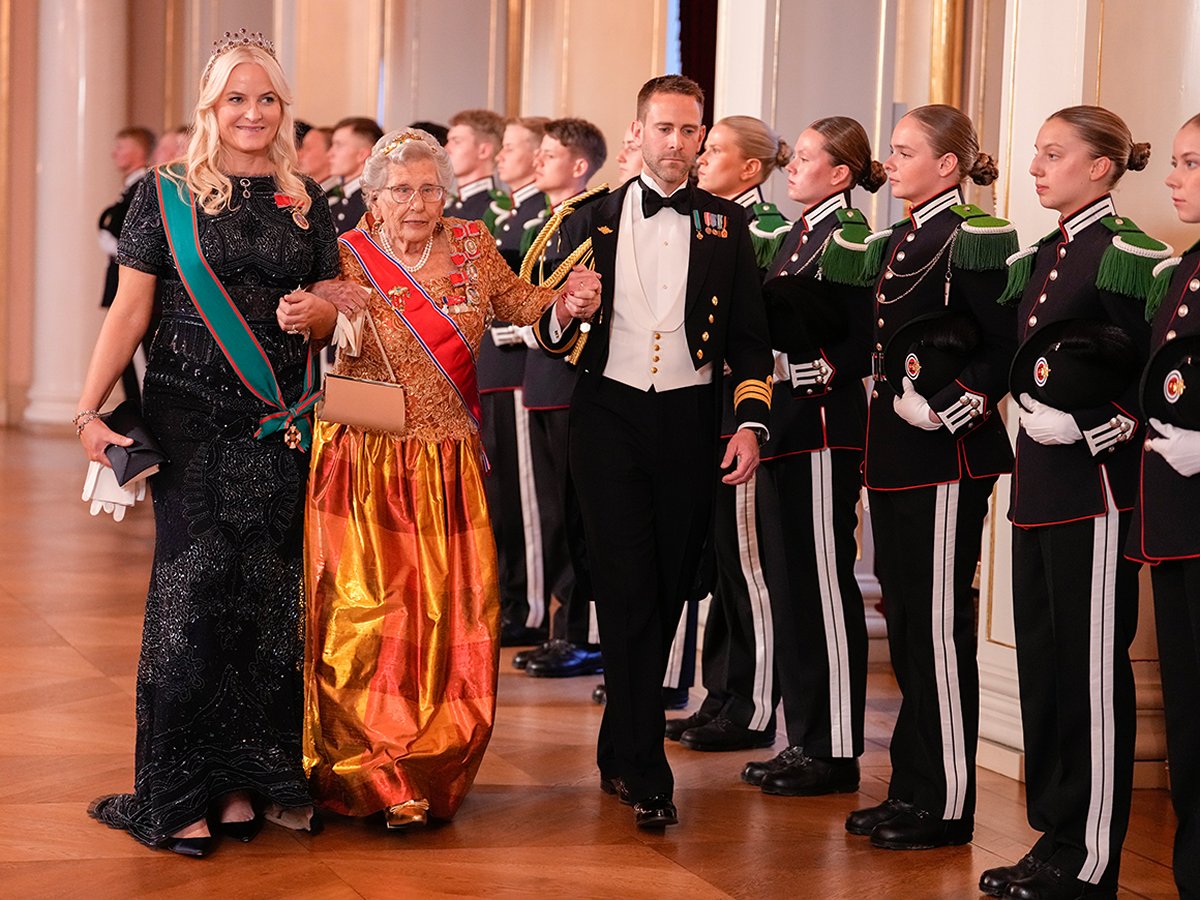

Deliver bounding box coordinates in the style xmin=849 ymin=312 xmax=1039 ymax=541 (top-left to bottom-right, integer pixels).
xmin=818 ymin=207 xmax=876 ymax=286
xmin=749 ymin=203 xmax=792 ymax=270
xmin=1096 ymin=216 xmax=1173 ymax=300
xmin=483 ymin=189 xmax=512 ymax=235
xmin=996 ymin=229 xmax=1060 ymax=305
xmin=950 ymin=204 xmax=1019 ymax=271
xmin=860 ymin=221 xmax=902 ymax=282
xmin=1146 ymin=256 xmax=1183 ymax=321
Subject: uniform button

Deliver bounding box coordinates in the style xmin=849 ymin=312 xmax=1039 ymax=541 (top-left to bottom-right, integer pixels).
xmin=791 ymin=252 xmax=800 ymax=261
xmin=875 ymin=342 xmax=883 ymax=351
xmin=801 ymin=235 xmax=809 ymax=244
xmin=1038 ymin=293 xmax=1047 ymax=303
xmin=877 ymin=318 xmax=885 ymax=327
xmin=871 ymin=389 xmax=879 ymax=398
xmin=896 ymin=251 xmax=906 ymax=261
xmin=1059 ymin=247 xmax=1067 ymax=258
xmin=337 ymin=212 xmax=346 ymax=220
xmin=806 ymin=388 xmax=814 ymax=395
xmin=1167 ymin=330 xmax=1178 ymax=341
xmin=701 ymin=332 xmax=710 ymax=341
xmin=1028 ymin=315 xmax=1038 ymax=326
xmin=884 ymin=270 xmax=895 ymax=279
xmin=503 ymin=224 xmax=510 ymax=231
xmin=654 ymin=332 xmax=661 ymax=339
xmin=651 ymin=366 xmax=658 ymax=373
xmin=905 ymin=233 xmax=915 ymax=242
xmin=652 ymin=355 xmax=660 ymax=362
xmin=1181 ymin=305 xmax=1190 ymax=317
xmin=877 ymin=293 xmax=886 ymax=302
xmin=1048 ymin=269 xmax=1058 ymax=281
xmin=696 ymin=350 xmax=704 ymax=360
xmin=1190 ymin=278 xmax=1200 ymax=292
xmin=1115 ymin=217 xmax=1125 ymax=225
xmin=653 ymin=344 xmax=660 ymax=351
xmin=711 ymin=296 xmax=719 ymax=306
xmin=707 ymin=314 xmax=714 ymax=323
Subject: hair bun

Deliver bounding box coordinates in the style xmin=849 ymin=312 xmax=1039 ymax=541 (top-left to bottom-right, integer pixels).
xmin=1127 ymin=141 xmax=1152 ymax=172
xmin=774 ymin=140 xmax=792 ymax=171
xmin=969 ymin=151 xmax=999 ymax=186
xmin=860 ymin=159 xmax=887 ymax=193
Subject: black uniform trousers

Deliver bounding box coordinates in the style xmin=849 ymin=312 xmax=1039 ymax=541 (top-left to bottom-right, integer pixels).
xmin=1012 ymin=503 xmax=1139 ymax=890
xmin=481 ymin=390 xmax=546 ymax=634
xmin=570 ymin=377 xmax=715 ymax=800
xmin=699 ymin=472 xmax=779 ymax=731
xmin=869 ymin=475 xmax=995 ymax=824
xmin=1150 ymin=559 xmax=1200 ymax=899
xmin=759 ymin=448 xmax=867 ymax=758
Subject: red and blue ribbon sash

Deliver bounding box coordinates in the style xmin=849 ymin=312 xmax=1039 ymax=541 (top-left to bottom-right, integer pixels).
xmin=339 ymin=227 xmax=482 ymax=429
xmin=155 ymin=167 xmax=320 ymax=450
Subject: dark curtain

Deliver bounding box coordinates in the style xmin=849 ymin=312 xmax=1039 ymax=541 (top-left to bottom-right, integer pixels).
xmin=679 ymin=0 xmax=718 ymax=131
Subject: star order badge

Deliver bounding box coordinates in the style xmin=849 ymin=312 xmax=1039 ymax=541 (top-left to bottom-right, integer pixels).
xmin=284 ymin=423 xmax=302 ymax=450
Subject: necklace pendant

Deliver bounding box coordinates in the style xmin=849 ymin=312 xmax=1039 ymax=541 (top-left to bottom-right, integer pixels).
xmin=292 ymin=208 xmax=310 ymax=230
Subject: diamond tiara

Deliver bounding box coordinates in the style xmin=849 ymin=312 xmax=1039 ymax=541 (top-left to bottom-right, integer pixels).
xmin=202 ymin=28 xmax=276 ymax=81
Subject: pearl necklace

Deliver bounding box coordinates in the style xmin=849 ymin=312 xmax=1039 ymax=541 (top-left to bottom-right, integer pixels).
xmin=378 ymin=226 xmax=433 ymax=272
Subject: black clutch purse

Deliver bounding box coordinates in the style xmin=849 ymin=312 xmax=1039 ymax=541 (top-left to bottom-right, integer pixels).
xmin=102 ymin=400 xmax=167 ymax=486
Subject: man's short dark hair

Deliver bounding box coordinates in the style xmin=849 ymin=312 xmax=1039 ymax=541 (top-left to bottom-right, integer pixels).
xmin=333 ymin=117 xmax=384 ymax=147
xmin=545 ymin=118 xmax=607 ymax=178
xmin=636 ymin=75 xmax=705 ymax=122
xmin=410 ymin=120 xmax=449 ymax=145
xmin=116 ymin=126 xmax=156 ymax=158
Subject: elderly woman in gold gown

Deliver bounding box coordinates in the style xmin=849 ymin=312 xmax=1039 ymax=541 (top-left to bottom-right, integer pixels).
xmin=302 ymin=129 xmax=599 ymax=829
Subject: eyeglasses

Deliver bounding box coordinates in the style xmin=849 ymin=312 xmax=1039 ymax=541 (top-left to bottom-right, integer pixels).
xmin=383 ymin=184 xmax=446 ymax=204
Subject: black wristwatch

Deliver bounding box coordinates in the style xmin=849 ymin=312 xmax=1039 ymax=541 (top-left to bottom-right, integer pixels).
xmin=747 ymin=426 xmax=768 ymax=447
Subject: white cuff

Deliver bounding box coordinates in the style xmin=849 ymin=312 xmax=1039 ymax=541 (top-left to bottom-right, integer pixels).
xmin=547 ymin=312 xmax=564 ymax=343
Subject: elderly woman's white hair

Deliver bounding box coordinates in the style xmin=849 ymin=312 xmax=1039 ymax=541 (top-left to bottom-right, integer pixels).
xmin=362 ymin=129 xmax=456 ymax=202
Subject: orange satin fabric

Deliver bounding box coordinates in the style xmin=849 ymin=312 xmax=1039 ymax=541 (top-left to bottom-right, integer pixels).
xmin=302 ymin=421 xmax=500 ymax=819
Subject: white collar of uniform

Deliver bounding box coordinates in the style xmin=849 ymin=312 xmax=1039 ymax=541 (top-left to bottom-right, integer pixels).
xmin=457 ymin=175 xmax=495 ymax=201
xmin=341 ymin=176 xmax=362 ymax=197
xmin=1060 ymin=194 xmax=1116 ymax=242
xmin=123 ymin=167 xmax=147 ymax=189
xmin=319 ymin=175 xmax=341 ymax=193
xmin=731 ymin=186 xmax=763 ymax=209
xmin=801 ymin=191 xmax=849 ymax=231
xmin=638 ymin=174 xmax=688 ymax=201
xmin=512 ymin=182 xmax=541 ymax=207
xmin=910 ymin=186 xmax=963 ymax=229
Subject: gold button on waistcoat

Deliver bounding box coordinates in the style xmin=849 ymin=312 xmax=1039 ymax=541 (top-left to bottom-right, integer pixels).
xmin=701 ymin=332 xmax=709 ymax=341
xmin=696 ymin=349 xmax=704 ymax=360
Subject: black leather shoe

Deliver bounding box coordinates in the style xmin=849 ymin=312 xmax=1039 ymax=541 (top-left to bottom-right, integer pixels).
xmin=869 ymin=806 xmax=972 ymax=850
xmin=678 ymin=715 xmax=775 ymax=752
xmin=661 ymin=687 xmax=689 ymax=710
xmin=165 ymin=837 xmax=213 ymax=858
xmin=511 ymin=640 xmax=552 ymax=670
xmin=979 ymin=854 xmax=1045 ymax=897
xmin=599 ymin=775 xmax=633 ymax=805
xmin=500 ymin=623 xmax=547 ymax=648
xmin=592 ymin=683 xmax=606 ymax=705
xmin=1005 ymin=864 xmax=1115 ymax=899
xmin=845 ymin=798 xmax=911 ymax=835
xmin=741 ymin=744 xmax=805 ymax=785
xmin=664 ymin=710 xmax=713 ymax=742
xmin=761 ymin=755 xmax=859 ymax=796
xmin=633 ymin=795 xmax=678 ymax=829
xmin=219 ymin=817 xmax=262 ymax=843
xmin=525 ymin=640 xmax=604 ymax=678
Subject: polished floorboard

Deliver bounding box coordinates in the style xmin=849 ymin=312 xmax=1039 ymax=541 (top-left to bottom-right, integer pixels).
xmin=0 ymin=430 xmax=1179 ymax=898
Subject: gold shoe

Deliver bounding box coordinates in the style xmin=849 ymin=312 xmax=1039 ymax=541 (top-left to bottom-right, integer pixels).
xmin=385 ymin=799 xmax=430 ymax=831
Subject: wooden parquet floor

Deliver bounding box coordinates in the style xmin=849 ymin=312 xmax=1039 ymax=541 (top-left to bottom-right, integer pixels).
xmin=0 ymin=430 xmax=1179 ymax=898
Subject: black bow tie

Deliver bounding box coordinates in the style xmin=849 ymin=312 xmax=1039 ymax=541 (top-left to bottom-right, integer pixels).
xmin=641 ymin=183 xmax=690 ymax=218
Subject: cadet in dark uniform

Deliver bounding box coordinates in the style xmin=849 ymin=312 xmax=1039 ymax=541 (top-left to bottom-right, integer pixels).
xmin=663 ymin=114 xmax=790 ymax=751
xmin=845 ymin=105 xmax=1017 ymax=851
xmin=445 ymin=109 xmax=505 ymax=222
xmin=483 ymin=115 xmax=552 ymax=646
xmin=327 ymin=117 xmax=383 ymax=235
xmin=1131 ymin=112 xmax=1200 ymax=900
xmin=977 ymin=106 xmax=1160 ymax=900
xmin=740 ymin=117 xmax=883 ymax=796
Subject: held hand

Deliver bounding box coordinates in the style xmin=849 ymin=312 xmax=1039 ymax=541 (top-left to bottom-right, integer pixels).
xmin=720 ymin=429 xmax=761 ymax=485
xmin=1147 ymin=417 xmax=1200 ymax=477
xmin=79 ymin=417 xmax=132 ymax=467
xmin=560 ymin=265 xmax=602 ymax=319
xmin=308 ymin=278 xmax=372 ymax=314
xmin=893 ymin=377 xmax=942 ymax=431
xmin=1018 ymin=393 xmax=1082 ymax=446
xmin=277 ymin=290 xmax=338 ymax=341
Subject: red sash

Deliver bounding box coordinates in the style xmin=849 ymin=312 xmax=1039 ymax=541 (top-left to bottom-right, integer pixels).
xmin=339 ymin=228 xmax=481 ymax=428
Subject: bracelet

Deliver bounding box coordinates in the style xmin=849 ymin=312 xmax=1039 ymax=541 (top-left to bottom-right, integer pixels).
xmin=74 ymin=410 xmax=101 ymax=435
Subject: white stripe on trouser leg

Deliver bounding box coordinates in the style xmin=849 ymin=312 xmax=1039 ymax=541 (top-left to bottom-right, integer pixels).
xmin=587 ymin=600 xmax=599 ymax=646
xmin=737 ymin=478 xmax=776 ymax=731
xmin=513 ymin=393 xmax=545 ymax=629
xmin=811 ymin=450 xmax=854 ymax=757
xmin=663 ymin=601 xmax=688 ymax=688
xmin=1080 ymin=469 xmax=1120 ymax=884
xmin=931 ymin=482 xmax=968 ymax=820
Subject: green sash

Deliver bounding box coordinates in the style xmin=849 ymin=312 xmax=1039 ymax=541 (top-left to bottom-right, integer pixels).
xmin=155 ymin=167 xmax=320 ymax=450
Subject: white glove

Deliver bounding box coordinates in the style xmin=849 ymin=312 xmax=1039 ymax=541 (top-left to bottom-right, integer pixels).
xmin=82 ymin=460 xmax=145 ymax=522
xmin=1018 ymin=394 xmax=1082 ymax=446
xmin=1147 ymin=417 xmax=1200 ymax=477
xmin=517 ymin=325 xmax=540 ymax=350
xmin=893 ymin=377 xmax=942 ymax=430
xmin=490 ymin=325 xmax=525 ymax=347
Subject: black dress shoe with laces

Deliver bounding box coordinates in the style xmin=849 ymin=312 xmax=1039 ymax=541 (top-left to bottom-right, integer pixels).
xmin=633 ymin=795 xmax=678 ymax=829
xmin=979 ymin=854 xmax=1045 ymax=897
xmin=678 ymin=715 xmax=775 ymax=752
xmin=599 ymin=776 xmax=633 ymax=805
xmin=760 ymin=755 xmax=859 ymax=796
xmin=512 ymin=641 xmax=552 ymax=670
xmin=165 ymin=837 xmax=213 ymax=858
xmin=1005 ymin=864 xmax=1115 ymax=899
xmin=869 ymin=806 xmax=972 ymax=850
xmin=741 ymin=744 xmax=805 ymax=785
xmin=665 ymin=709 xmax=713 ymax=742
xmin=845 ymin=798 xmax=911 ymax=835
xmin=525 ymin=640 xmax=604 ymax=678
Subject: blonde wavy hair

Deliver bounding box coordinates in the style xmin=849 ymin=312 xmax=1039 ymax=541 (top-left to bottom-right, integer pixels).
xmin=179 ymin=45 xmax=309 ymax=215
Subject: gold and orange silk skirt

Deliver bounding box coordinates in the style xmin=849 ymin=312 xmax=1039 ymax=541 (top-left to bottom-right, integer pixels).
xmin=302 ymin=420 xmax=500 ymax=819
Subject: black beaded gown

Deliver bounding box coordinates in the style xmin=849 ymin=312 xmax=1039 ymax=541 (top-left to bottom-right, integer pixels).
xmin=88 ymin=172 xmax=339 ymax=847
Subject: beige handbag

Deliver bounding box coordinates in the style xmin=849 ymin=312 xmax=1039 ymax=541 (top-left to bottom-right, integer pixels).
xmin=320 ymin=309 xmax=406 ymax=434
